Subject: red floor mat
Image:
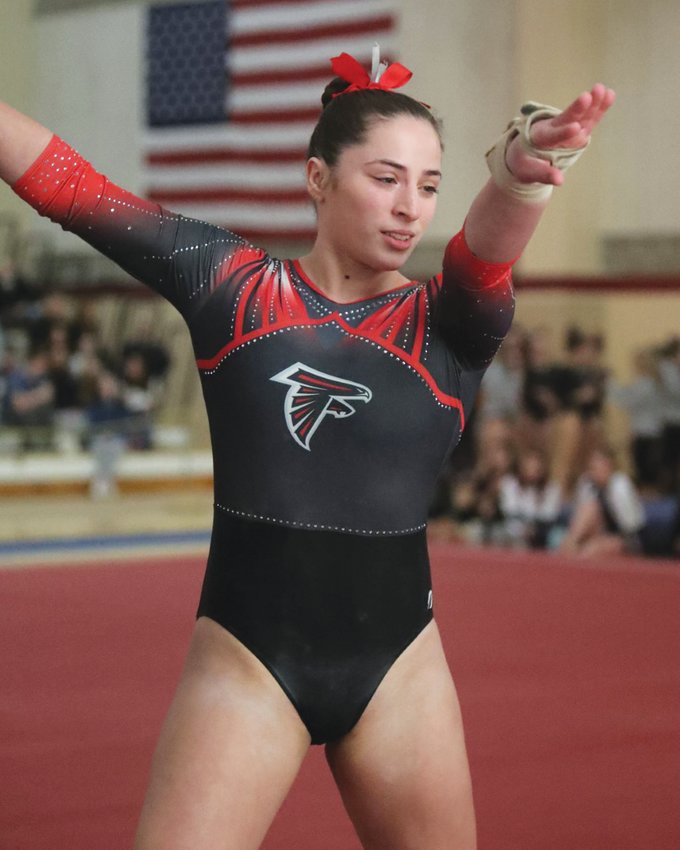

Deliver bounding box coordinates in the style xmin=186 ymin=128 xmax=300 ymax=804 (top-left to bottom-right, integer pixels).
xmin=1 ymin=545 xmax=679 ymax=849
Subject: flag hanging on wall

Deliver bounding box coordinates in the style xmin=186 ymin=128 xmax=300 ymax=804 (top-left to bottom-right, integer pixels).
xmin=144 ymin=0 xmax=398 ymax=244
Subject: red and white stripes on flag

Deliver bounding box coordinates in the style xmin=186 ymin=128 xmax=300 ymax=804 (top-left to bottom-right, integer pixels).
xmin=143 ymin=0 xmax=398 ymax=244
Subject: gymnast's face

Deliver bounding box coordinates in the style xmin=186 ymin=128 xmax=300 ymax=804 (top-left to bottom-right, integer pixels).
xmin=308 ymin=115 xmax=442 ymax=273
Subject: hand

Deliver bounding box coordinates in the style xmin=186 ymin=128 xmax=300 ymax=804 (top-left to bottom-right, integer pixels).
xmin=506 ymin=84 xmax=616 ymax=186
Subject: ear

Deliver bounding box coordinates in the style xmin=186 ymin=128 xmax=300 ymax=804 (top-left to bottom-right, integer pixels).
xmin=306 ymin=157 xmax=331 ymax=203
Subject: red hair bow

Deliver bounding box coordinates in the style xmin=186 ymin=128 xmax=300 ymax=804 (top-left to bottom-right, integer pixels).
xmin=330 ymin=52 xmax=413 ymax=97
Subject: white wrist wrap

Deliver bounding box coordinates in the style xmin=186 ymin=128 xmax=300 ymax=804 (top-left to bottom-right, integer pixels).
xmin=486 ymin=101 xmax=590 ymax=203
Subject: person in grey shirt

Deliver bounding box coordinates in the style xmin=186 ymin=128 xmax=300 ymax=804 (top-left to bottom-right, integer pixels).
xmin=607 ymin=348 xmax=663 ymax=491
xmin=658 ymin=338 xmax=680 ymax=493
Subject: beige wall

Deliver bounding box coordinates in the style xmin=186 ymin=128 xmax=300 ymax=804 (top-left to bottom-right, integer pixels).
xmin=512 ymin=0 xmax=680 ymax=275
xmin=397 ymin=0 xmax=515 ymax=243
xmin=513 ymin=0 xmax=608 ymax=275
xmin=600 ymin=0 xmax=680 ymax=236
xmin=0 ymin=0 xmax=37 ymax=230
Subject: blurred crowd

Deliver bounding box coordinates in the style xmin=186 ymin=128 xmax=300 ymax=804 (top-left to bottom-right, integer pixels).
xmin=430 ymin=325 xmax=680 ymax=559
xmin=0 ymin=268 xmax=170 ymax=492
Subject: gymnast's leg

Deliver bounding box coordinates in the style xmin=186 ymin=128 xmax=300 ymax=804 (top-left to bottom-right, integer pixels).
xmin=134 ymin=617 xmax=310 ymax=850
xmin=326 ymin=621 xmax=476 ymax=850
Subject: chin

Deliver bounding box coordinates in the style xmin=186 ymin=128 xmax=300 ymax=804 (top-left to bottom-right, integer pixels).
xmin=376 ymin=246 xmax=417 ymax=271
xmin=385 ymin=252 xmax=415 ymax=272
xmin=378 ymin=256 xmax=406 ymax=271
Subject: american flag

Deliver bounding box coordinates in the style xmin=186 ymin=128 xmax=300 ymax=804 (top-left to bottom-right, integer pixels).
xmin=144 ymin=0 xmax=398 ymax=243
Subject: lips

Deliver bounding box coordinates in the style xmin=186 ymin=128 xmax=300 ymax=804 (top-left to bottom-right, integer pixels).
xmin=382 ymin=230 xmax=415 ymax=250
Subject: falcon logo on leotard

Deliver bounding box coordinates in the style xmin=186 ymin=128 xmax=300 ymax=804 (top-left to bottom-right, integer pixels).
xmin=271 ymin=363 xmax=372 ymax=451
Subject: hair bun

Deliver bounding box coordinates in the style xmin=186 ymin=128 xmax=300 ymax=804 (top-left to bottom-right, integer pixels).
xmin=321 ymin=77 xmax=350 ymax=108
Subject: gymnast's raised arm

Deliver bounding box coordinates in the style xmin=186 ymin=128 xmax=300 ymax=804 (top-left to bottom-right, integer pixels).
xmin=467 ymin=85 xmax=615 ymax=262
xmin=0 ymin=101 xmax=256 ymax=319
xmin=436 ymin=85 xmax=615 ymax=369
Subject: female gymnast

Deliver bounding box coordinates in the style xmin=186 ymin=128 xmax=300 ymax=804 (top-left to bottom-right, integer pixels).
xmin=0 ymin=50 xmax=614 ymax=849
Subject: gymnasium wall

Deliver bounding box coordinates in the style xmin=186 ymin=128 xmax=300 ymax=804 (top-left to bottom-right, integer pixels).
xmin=0 ymin=1 xmax=37 ymax=230
xmin=514 ymin=0 xmax=680 ymax=276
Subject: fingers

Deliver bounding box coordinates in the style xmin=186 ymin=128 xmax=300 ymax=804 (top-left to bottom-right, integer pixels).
xmin=531 ymin=120 xmax=582 ymax=149
xmin=584 ymin=84 xmax=616 ymax=131
xmin=506 ymin=140 xmax=564 ymax=186
xmin=519 ymin=158 xmax=564 ymax=187
xmin=501 ymin=83 xmax=616 ymax=189
xmin=550 ymin=91 xmax=593 ymax=128
xmin=564 ymin=84 xmax=616 ymax=129
xmin=531 ymin=84 xmax=616 ymax=149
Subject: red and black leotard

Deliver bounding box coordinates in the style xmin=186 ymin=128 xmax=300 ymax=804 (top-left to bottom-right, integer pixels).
xmin=14 ymin=135 xmax=515 ymax=743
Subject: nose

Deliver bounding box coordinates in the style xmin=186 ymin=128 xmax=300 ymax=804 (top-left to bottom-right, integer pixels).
xmin=393 ymin=183 xmax=420 ymax=222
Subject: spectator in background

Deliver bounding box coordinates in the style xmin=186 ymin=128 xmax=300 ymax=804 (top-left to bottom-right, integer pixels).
xmin=518 ymin=326 xmax=561 ymax=457
xmin=0 ymin=332 xmax=28 ymax=421
xmin=45 ymin=322 xmax=84 ymax=452
xmin=118 ymin=321 xmax=171 ymax=450
xmin=69 ymin=329 xmax=106 ymax=408
xmin=46 ymin=323 xmax=79 ymax=409
xmin=25 ymin=293 xmax=75 ymax=350
xmin=498 ymin=449 xmax=561 ymax=549
xmin=69 ymin=297 xmax=100 ymax=350
xmin=657 ymin=336 xmax=680 ymax=494
xmin=451 ymin=441 xmax=514 ymax=545
xmin=122 ymin=333 xmax=170 ymax=382
xmin=3 ymin=346 xmax=55 ymax=447
xmin=0 ymin=260 xmax=37 ymax=317
xmin=120 ymin=350 xmax=161 ymax=449
xmin=0 ymin=322 xmax=6 ymax=418
xmin=560 ymin=446 xmax=645 ymax=558
xmin=476 ymin=325 xmax=526 ymax=453
xmin=86 ymin=370 xmax=132 ymax=499
xmin=551 ymin=327 xmax=607 ymax=496
xmin=607 ymin=348 xmax=663 ymax=493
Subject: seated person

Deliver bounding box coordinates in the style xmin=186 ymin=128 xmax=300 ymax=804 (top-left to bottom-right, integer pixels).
xmin=607 ymin=348 xmax=663 ymax=493
xmin=119 ymin=351 xmax=162 ymax=449
xmin=451 ymin=442 xmax=514 ymax=545
xmin=560 ymin=446 xmax=645 ymax=558
xmin=3 ymin=346 xmax=55 ymax=447
xmin=498 ymin=449 xmax=561 ymax=548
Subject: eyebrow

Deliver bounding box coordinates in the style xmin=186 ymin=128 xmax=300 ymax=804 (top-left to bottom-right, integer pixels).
xmin=366 ymin=158 xmax=442 ymax=178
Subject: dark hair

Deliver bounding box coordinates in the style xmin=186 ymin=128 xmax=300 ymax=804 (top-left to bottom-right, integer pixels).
xmin=565 ymin=326 xmax=586 ymax=352
xmin=307 ymin=77 xmax=443 ymax=167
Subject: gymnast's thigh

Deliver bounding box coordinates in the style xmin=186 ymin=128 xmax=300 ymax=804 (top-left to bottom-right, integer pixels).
xmin=325 ymin=621 xmax=476 ymax=850
xmin=134 ymin=617 xmax=310 ymax=850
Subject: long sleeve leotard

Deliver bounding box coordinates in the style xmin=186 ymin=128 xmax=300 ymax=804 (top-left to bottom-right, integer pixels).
xmin=14 ymin=135 xmax=515 ymax=743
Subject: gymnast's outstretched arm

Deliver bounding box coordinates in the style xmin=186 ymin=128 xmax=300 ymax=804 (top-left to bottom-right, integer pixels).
xmin=465 ymin=84 xmax=616 ymax=262
xmin=435 ymin=85 xmax=615 ymax=370
xmin=0 ymin=101 xmax=257 ymax=320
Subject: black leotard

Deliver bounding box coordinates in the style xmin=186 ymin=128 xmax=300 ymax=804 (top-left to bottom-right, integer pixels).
xmin=14 ymin=135 xmax=515 ymax=743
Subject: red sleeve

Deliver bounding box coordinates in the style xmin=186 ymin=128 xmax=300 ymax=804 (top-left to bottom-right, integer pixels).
xmin=12 ymin=134 xmax=163 ymax=221
xmin=12 ymin=135 xmax=261 ymax=317
xmin=434 ymin=226 xmax=516 ymax=369
xmin=442 ymin=227 xmax=516 ymax=291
